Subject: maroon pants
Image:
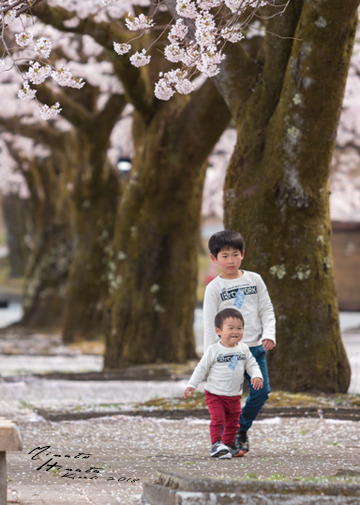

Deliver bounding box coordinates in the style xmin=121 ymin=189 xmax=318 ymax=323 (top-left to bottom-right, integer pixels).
xmin=205 ymin=390 xmax=242 ymax=446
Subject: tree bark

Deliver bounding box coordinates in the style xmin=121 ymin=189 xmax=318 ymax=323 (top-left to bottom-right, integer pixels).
xmin=1 ymin=194 xmax=30 ymax=278
xmin=62 ymin=153 xmax=120 ymax=342
xmin=19 ymin=155 xmax=72 ymax=328
xmin=223 ymin=0 xmax=357 ymax=392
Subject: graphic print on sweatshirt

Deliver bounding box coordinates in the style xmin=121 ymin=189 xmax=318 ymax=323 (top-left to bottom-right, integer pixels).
xmin=217 ymin=352 xmax=247 ymax=364
xmin=219 ymin=285 xmax=257 ymax=309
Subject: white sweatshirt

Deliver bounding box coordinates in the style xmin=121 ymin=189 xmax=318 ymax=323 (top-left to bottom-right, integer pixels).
xmin=187 ymin=341 xmax=263 ymax=396
xmin=203 ymin=270 xmax=276 ymax=351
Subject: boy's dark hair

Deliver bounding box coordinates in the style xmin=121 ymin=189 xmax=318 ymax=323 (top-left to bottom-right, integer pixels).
xmin=208 ymin=230 xmax=245 ymax=258
xmin=215 ymin=308 xmax=244 ymax=330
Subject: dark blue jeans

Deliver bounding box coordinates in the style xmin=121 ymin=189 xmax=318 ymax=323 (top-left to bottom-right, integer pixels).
xmin=239 ymin=344 xmax=270 ymax=433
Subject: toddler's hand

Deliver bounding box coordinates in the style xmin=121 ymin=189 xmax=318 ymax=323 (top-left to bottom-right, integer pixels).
xmin=183 ymin=387 xmax=195 ymax=399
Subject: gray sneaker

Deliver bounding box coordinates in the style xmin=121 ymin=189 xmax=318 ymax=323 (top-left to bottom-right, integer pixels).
xmin=219 ymin=445 xmax=232 ymax=459
xmin=211 ymin=440 xmax=231 ymax=458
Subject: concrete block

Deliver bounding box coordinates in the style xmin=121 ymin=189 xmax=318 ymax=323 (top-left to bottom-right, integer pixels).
xmin=142 ymin=471 xmax=360 ymax=505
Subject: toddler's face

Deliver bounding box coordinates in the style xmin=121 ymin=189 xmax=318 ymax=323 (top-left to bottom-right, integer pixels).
xmin=216 ymin=317 xmax=244 ymax=347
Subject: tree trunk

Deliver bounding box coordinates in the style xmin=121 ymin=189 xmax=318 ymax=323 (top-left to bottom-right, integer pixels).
xmin=1 ymin=194 xmax=31 ymax=278
xmin=31 ymin=88 xmax=126 ymax=343
xmin=105 ymin=85 xmax=230 ymax=368
xmin=20 ymin=156 xmax=72 ymax=328
xmin=62 ymin=160 xmax=120 ymax=342
xmin=60 ymin=126 xmax=121 ymax=342
xmin=223 ymin=0 xmax=357 ymax=392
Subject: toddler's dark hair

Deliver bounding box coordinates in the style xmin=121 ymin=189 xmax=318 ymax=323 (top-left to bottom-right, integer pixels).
xmin=208 ymin=230 xmax=245 ymax=258
xmin=215 ymin=308 xmax=244 ymax=330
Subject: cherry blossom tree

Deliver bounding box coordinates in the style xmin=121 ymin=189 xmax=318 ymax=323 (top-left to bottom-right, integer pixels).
xmin=1 ymin=131 xmax=73 ymax=327
xmin=1 ymin=26 xmax=125 ymax=338
xmin=216 ymin=0 xmax=357 ymax=393
xmin=109 ymin=0 xmax=355 ymax=391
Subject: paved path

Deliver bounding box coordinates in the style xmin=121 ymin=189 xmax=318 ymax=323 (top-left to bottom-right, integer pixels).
xmin=6 ymin=413 xmax=360 ymax=505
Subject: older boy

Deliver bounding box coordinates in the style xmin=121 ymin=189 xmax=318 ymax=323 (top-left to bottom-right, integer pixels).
xmin=184 ymin=308 xmax=263 ymax=459
xmin=203 ymin=230 xmax=276 ymax=457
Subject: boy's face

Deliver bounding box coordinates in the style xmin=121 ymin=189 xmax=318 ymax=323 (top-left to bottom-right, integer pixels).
xmin=216 ymin=317 xmax=244 ymax=347
xmin=211 ymin=247 xmax=245 ymax=279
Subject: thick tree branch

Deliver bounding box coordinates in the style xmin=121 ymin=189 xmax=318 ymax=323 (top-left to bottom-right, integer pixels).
xmin=177 ymin=79 xmax=231 ymax=163
xmin=0 ymin=116 xmax=65 ymax=148
xmin=94 ymin=93 xmax=127 ymax=142
xmin=214 ymin=42 xmax=260 ymax=119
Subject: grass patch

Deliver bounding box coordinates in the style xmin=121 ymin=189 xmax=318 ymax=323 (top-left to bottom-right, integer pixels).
xmin=136 ymin=391 xmax=207 ymax=410
xmin=264 ymin=473 xmax=288 ymax=481
xmin=19 ymin=399 xmax=35 ymax=410
xmin=267 ymin=391 xmax=360 ymax=408
xmin=232 ymin=473 xmax=360 ymax=485
xmin=135 ymin=389 xmax=360 ymax=411
xmin=245 ymin=472 xmax=259 ymax=479
xmin=294 ymin=474 xmax=360 ymax=485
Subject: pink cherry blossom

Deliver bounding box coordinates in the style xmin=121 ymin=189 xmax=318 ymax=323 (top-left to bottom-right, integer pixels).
xmin=17 ymin=81 xmax=37 ymax=101
xmin=113 ymin=42 xmax=131 ymax=55
xmin=129 ymin=49 xmax=151 ymax=68
xmin=15 ymin=31 xmax=33 ymax=47
xmin=39 ymin=102 xmax=62 ymax=120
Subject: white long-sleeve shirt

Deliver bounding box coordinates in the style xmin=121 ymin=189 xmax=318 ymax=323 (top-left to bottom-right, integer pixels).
xmin=187 ymin=341 xmax=263 ymax=396
xmin=203 ymin=270 xmax=276 ymax=351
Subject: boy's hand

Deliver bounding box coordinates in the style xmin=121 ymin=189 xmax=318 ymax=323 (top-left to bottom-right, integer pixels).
xmin=184 ymin=387 xmax=195 ymax=399
xmin=262 ymin=339 xmax=275 ymax=351
xmin=251 ymin=377 xmax=263 ymax=390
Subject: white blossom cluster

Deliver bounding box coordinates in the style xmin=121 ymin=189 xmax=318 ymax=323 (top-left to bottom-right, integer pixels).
xmin=155 ymin=69 xmax=196 ymax=101
xmin=51 ymin=65 xmax=85 ymax=89
xmin=0 ymin=5 xmax=85 ymax=120
xmin=129 ymin=48 xmax=151 ymax=67
xmin=113 ymin=0 xmax=275 ymax=100
xmin=39 ymin=102 xmax=62 ymax=120
xmin=125 ymin=12 xmax=154 ymax=31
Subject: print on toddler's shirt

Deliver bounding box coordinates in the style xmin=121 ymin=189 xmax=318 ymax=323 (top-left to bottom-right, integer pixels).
xmin=228 ymin=355 xmax=239 ymax=370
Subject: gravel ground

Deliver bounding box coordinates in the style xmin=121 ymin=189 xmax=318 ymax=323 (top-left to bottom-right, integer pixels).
xmin=6 ymin=413 xmax=360 ymax=505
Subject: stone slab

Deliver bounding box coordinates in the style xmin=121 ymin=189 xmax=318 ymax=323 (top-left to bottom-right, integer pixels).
xmin=142 ymin=471 xmax=360 ymax=505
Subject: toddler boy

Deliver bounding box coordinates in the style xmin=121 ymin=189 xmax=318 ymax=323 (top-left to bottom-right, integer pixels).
xmin=184 ymin=308 xmax=263 ymax=459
